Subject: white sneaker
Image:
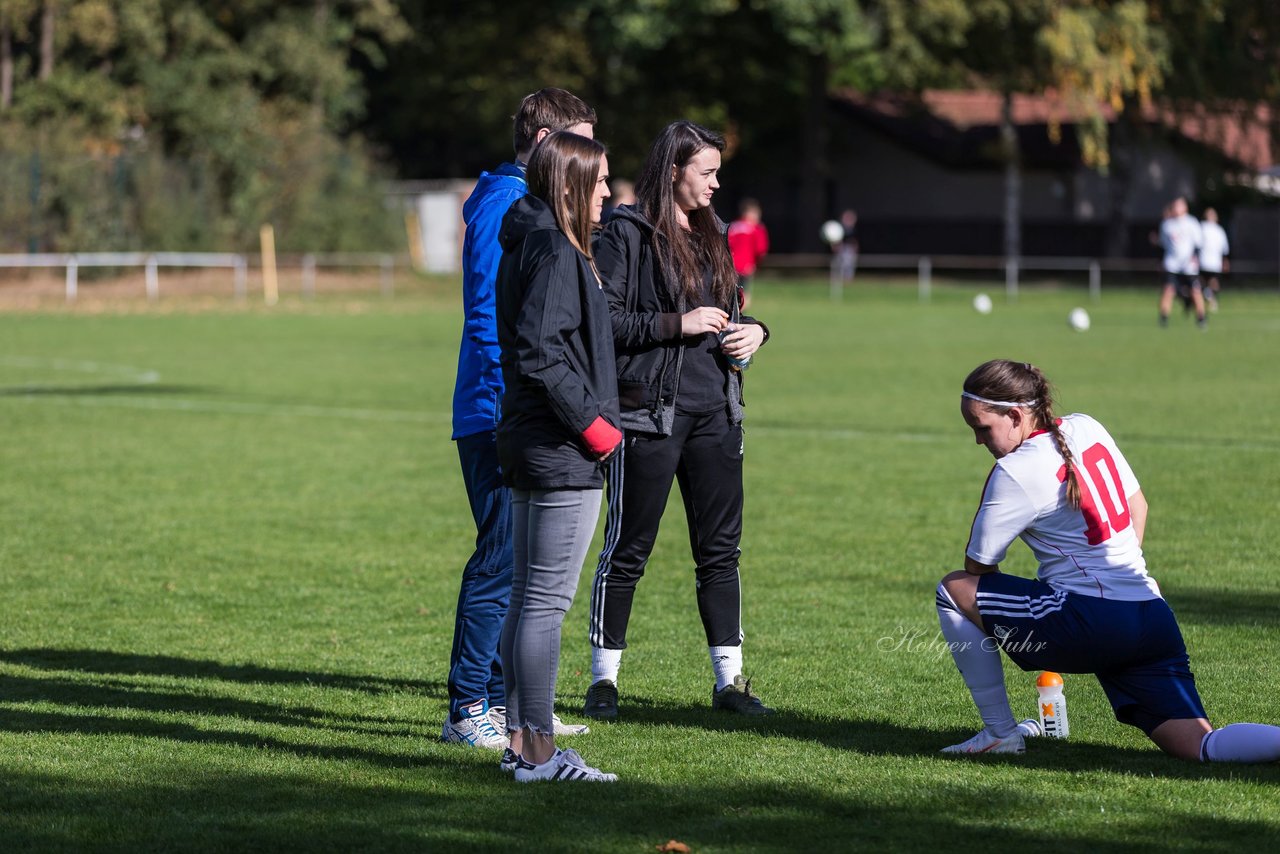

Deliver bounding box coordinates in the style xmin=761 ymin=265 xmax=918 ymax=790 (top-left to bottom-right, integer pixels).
xmin=488 ymin=705 xmax=507 ymax=734
xmin=1017 ymin=718 xmax=1043 ymax=738
xmin=513 ymin=748 xmax=618 ymax=783
xmin=489 ymin=706 xmax=590 ymax=737
xmin=441 ymin=702 xmax=508 ymax=750
xmin=941 ymin=728 xmax=1026 ymax=755
xmin=553 ymin=714 xmax=590 ymax=736
xmin=499 ymin=747 xmax=519 ymax=773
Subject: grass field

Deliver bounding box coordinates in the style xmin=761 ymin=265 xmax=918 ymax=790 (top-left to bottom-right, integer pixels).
xmin=2 ymin=277 xmax=1278 ymax=851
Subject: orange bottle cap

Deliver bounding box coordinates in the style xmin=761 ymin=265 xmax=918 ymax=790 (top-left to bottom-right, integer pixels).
xmin=1036 ymin=671 xmax=1063 ymax=688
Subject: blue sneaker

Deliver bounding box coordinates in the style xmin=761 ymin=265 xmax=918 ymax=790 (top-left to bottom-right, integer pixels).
xmin=441 ymin=699 xmax=508 ymax=750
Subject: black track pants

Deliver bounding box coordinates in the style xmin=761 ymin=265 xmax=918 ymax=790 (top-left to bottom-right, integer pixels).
xmin=589 ymin=410 xmax=745 ymax=650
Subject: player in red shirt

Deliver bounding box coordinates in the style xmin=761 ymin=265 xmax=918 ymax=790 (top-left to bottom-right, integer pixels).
xmin=727 ymin=199 xmax=769 ymax=309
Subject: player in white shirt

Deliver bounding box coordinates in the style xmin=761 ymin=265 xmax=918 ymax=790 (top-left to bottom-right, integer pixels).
xmin=1198 ymin=207 xmax=1229 ymax=312
xmin=1158 ymin=197 xmax=1207 ymax=328
xmin=935 ymin=359 xmax=1280 ymax=762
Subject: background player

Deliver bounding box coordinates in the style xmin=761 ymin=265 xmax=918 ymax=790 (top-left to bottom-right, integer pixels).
xmin=601 ymin=178 xmax=635 ymax=224
xmin=935 ymin=359 xmax=1280 ymax=762
xmin=829 ymin=209 xmax=859 ymax=292
xmin=1157 ymin=197 xmax=1206 ymax=329
xmin=727 ymin=198 xmax=769 ymax=309
xmin=1198 ymin=207 xmax=1229 ymax=312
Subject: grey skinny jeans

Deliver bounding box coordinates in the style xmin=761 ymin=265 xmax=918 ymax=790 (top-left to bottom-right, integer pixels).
xmin=500 ymin=487 xmax=602 ymax=736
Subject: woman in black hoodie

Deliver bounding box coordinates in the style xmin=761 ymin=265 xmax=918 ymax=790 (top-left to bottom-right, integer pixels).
xmin=494 ymin=131 xmax=622 ymax=782
xmin=584 ymin=121 xmax=772 ymax=720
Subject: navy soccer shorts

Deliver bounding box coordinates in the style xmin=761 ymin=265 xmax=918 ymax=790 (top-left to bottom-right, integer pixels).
xmin=975 ymin=573 xmax=1208 ymax=734
xmin=1162 ymin=271 xmax=1201 ymax=294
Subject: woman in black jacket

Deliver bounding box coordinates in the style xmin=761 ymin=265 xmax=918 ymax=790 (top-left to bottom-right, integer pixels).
xmin=584 ymin=121 xmax=771 ymax=720
xmin=495 ymin=131 xmax=623 ymax=782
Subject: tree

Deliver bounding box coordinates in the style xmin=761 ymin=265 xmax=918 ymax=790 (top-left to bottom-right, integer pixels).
xmin=0 ymin=0 xmax=409 ymax=252
xmin=757 ymin=1 xmax=878 ymax=249
xmin=37 ymin=0 xmax=51 ymax=79
xmin=1146 ymin=0 xmax=1280 ymax=213
xmin=0 ymin=0 xmax=37 ymax=109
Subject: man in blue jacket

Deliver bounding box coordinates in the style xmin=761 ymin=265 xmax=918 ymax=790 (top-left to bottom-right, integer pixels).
xmin=445 ymin=88 xmax=598 ymax=749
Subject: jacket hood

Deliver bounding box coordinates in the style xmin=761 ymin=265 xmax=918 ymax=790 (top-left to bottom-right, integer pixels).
xmin=606 ymin=203 xmax=654 ymax=234
xmin=608 ymin=203 xmax=727 ymax=235
xmin=499 ymin=194 xmax=559 ymax=252
xmin=463 ymin=162 xmax=526 ymax=225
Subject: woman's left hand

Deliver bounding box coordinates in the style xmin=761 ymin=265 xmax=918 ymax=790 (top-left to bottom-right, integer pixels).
xmin=719 ymin=323 xmax=765 ymax=360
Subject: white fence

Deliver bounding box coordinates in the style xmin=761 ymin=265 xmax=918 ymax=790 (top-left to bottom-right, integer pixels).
xmin=0 ymin=251 xmax=400 ymax=301
xmin=762 ymin=253 xmax=1280 ymax=301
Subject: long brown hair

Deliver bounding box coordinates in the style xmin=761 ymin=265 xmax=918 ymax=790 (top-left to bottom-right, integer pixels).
xmin=963 ymin=359 xmax=1081 ymax=508
xmin=634 ymin=120 xmax=737 ymax=308
xmin=527 ymin=131 xmax=605 ymax=264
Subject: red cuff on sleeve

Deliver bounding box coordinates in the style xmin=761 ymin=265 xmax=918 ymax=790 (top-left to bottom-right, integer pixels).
xmin=581 ymin=416 xmax=623 ymax=457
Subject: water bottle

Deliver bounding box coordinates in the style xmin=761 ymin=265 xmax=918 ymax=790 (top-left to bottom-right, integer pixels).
xmin=718 ymin=327 xmax=751 ymax=372
xmin=1036 ymin=671 xmax=1069 ymax=738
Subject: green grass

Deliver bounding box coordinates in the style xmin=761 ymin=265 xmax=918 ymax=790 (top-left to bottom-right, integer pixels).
xmin=2 ymin=279 xmax=1278 ymax=851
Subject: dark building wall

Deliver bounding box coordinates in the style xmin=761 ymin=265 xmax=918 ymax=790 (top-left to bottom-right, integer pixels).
xmin=717 ymin=105 xmax=1260 ymax=259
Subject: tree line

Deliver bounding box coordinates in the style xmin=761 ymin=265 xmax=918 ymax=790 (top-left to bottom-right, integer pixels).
xmin=0 ymin=0 xmax=407 ymax=253
xmin=2 ymin=1 xmax=1276 ymax=255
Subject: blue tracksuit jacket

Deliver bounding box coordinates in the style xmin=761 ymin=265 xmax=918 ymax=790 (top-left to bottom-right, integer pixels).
xmin=452 ymin=162 xmax=527 ymax=439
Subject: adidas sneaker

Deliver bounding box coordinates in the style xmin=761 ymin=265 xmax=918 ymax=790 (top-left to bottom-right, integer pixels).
xmin=512 ymin=748 xmax=618 ymax=783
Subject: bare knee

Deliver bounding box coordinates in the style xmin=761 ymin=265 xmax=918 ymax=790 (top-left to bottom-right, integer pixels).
xmin=1150 ymin=718 xmax=1212 ymax=761
xmin=938 ymin=571 xmax=983 ymax=628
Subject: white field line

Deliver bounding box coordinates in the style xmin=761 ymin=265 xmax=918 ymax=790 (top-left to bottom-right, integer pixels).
xmin=5 ymin=393 xmax=450 ymax=425
xmin=0 ymin=356 xmax=160 ymax=386
xmin=3 ymin=393 xmax=1277 ymax=453
xmin=3 ymin=356 xmax=1277 ymax=450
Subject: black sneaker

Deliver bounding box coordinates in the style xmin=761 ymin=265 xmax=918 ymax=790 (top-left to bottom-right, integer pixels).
xmin=583 ymin=679 xmax=618 ymax=720
xmin=711 ymin=675 xmax=774 ymax=715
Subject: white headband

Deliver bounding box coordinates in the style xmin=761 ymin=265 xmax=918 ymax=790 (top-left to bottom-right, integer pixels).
xmin=961 ymin=391 xmax=1038 ymax=408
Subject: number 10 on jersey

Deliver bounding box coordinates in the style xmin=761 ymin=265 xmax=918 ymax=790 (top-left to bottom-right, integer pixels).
xmin=1058 ymin=443 xmax=1131 ymax=545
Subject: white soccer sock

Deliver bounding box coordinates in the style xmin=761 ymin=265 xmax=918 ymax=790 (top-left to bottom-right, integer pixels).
xmin=936 ymin=582 xmax=1016 ymax=738
xmin=590 ymin=647 xmax=622 ymax=685
xmin=709 ymin=646 xmax=743 ymax=690
xmin=1200 ymin=723 xmax=1280 ymax=763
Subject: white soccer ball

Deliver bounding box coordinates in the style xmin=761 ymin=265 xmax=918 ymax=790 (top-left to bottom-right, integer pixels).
xmin=821 ymin=220 xmax=844 ymax=244
xmin=1068 ymin=307 xmax=1091 ymax=332
xmin=973 ymin=293 xmax=993 ymax=314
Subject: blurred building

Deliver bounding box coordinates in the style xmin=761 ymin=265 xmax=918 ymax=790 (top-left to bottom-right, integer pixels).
xmin=733 ymin=90 xmax=1277 ymax=265
xmin=387 ymin=179 xmax=475 ymax=273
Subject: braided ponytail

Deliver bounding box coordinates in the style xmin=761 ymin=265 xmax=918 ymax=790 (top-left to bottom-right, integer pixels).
xmin=963 ymin=359 xmax=1080 ymax=508
xmin=1027 ymin=366 xmax=1081 ymax=509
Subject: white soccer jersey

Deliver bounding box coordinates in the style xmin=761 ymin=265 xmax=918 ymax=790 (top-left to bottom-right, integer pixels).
xmin=1160 ymin=214 xmax=1202 ymax=274
xmin=1199 ymin=221 xmax=1229 ymax=273
xmin=966 ymin=413 xmax=1161 ymax=601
